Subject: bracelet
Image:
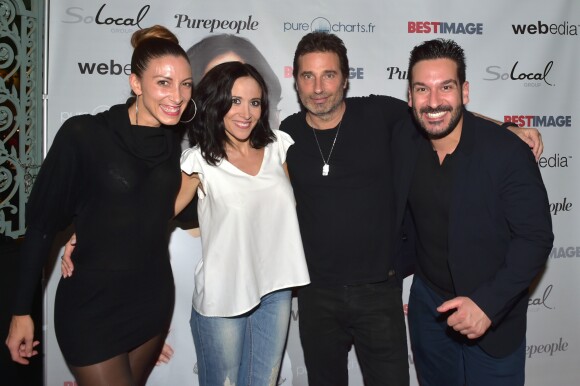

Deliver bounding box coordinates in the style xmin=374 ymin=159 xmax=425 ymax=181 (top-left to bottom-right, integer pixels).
xmin=501 ymin=121 xmax=519 ymax=129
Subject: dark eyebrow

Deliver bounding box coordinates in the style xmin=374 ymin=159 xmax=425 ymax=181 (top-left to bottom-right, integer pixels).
xmin=153 ymin=75 xmax=193 ymax=82
xmin=441 ymin=79 xmax=458 ymax=86
xmin=412 ymin=79 xmax=458 ymax=88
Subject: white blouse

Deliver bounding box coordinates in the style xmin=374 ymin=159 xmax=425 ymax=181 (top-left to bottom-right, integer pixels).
xmin=180 ymin=130 xmax=310 ymax=317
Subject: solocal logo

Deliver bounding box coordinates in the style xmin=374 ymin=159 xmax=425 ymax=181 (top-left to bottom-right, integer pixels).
xmin=512 ymin=20 xmax=578 ymax=36
xmin=504 ymin=115 xmax=571 ymax=128
xmin=283 ymin=17 xmax=376 ymax=33
xmin=526 ymin=338 xmax=569 ymax=359
xmin=62 ymin=4 xmax=149 ymax=28
xmin=484 ymin=61 xmax=554 ymax=87
xmin=407 ymin=21 xmax=483 ymax=35
xmin=528 ymin=284 xmax=554 ymax=311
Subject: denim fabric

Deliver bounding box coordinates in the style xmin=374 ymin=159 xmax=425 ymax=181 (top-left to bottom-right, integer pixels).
xmin=297 ymin=278 xmax=409 ymax=386
xmin=408 ymin=275 xmax=525 ymax=386
xmin=190 ymin=289 xmax=292 ymax=386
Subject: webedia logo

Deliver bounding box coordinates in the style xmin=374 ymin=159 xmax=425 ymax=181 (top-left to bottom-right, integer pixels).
xmin=512 ymin=20 xmax=578 ymax=36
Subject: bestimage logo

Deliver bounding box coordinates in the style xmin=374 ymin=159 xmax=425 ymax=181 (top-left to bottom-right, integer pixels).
xmin=62 ymin=4 xmax=150 ymax=31
xmin=283 ymin=66 xmax=365 ymax=80
xmin=484 ymin=61 xmax=555 ymax=87
xmin=407 ymin=21 xmax=483 ymax=35
xmin=549 ymin=246 xmax=580 ymax=259
xmin=283 ymin=17 xmax=376 ymax=33
xmin=504 ymin=115 xmax=571 ymax=128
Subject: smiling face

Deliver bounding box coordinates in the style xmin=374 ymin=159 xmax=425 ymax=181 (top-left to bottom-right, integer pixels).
xmin=295 ymin=51 xmax=347 ymax=121
xmin=130 ymin=54 xmax=193 ymax=127
xmin=223 ymin=76 xmax=263 ymax=144
xmin=409 ymin=58 xmax=469 ymax=139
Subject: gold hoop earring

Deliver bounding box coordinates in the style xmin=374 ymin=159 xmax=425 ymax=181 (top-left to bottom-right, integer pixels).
xmin=135 ymin=95 xmax=139 ymax=125
xmin=180 ymin=99 xmax=197 ymax=123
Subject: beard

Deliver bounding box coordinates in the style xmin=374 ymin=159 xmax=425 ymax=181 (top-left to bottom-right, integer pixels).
xmin=300 ymin=87 xmax=345 ymax=120
xmin=414 ymin=104 xmax=463 ymax=140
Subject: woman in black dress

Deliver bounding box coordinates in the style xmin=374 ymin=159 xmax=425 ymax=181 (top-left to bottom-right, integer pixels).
xmin=5 ymin=25 xmax=196 ymax=386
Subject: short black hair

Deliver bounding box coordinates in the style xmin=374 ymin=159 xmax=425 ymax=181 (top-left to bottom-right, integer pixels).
xmin=408 ymin=38 xmax=466 ymax=87
xmin=292 ymin=32 xmax=349 ymax=81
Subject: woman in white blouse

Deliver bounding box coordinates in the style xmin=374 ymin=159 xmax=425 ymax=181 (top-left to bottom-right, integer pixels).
xmin=176 ymin=61 xmax=310 ymax=386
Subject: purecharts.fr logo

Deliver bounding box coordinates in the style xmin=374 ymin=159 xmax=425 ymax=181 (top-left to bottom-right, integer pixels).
xmin=283 ymin=17 xmax=376 ymax=33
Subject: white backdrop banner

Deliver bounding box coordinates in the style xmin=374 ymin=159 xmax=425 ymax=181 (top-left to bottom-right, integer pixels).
xmin=44 ymin=1 xmax=579 ymax=385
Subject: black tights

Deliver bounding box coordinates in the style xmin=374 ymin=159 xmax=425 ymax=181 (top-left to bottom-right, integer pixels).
xmin=69 ymin=334 xmax=166 ymax=386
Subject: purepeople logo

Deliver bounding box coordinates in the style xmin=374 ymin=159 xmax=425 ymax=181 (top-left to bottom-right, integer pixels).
xmin=407 ymin=21 xmax=483 ymax=35
xmin=526 ymin=338 xmax=569 ymax=359
xmin=283 ymin=17 xmax=376 ymax=33
xmin=173 ymin=14 xmax=259 ymax=34
xmin=549 ymin=246 xmax=580 ymax=259
xmin=550 ymin=198 xmax=572 ymax=216
xmin=62 ymin=4 xmax=150 ymax=32
xmin=386 ymin=66 xmax=408 ymax=80
xmin=483 ymin=61 xmax=555 ymax=87
xmin=512 ymin=20 xmax=578 ymax=36
xmin=503 ymin=115 xmax=572 ymax=128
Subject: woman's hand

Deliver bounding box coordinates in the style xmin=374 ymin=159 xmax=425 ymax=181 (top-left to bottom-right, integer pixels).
xmin=61 ymin=233 xmax=76 ymax=278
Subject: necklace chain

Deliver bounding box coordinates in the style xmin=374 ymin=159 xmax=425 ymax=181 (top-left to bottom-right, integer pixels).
xmin=310 ymin=119 xmax=342 ymax=176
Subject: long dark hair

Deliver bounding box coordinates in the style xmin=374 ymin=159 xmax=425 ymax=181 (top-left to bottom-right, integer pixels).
xmin=188 ymin=61 xmax=275 ymax=166
xmin=186 ymin=34 xmax=282 ymax=129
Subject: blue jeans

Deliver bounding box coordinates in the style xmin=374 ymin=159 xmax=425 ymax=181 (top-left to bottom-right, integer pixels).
xmin=408 ymin=275 xmax=525 ymax=386
xmin=297 ymin=276 xmax=409 ymax=386
xmin=190 ymin=289 xmax=292 ymax=386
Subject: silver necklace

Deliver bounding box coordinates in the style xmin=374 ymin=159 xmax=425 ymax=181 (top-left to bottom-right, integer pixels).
xmin=310 ymin=119 xmax=342 ymax=176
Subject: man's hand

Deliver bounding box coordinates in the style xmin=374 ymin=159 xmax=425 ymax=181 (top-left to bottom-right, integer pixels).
xmin=5 ymin=315 xmax=40 ymax=365
xmin=437 ymin=296 xmax=492 ymax=339
xmin=509 ymin=126 xmax=543 ymax=161
xmin=61 ymin=233 xmax=76 ymax=278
